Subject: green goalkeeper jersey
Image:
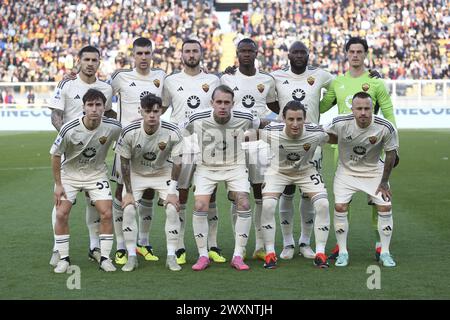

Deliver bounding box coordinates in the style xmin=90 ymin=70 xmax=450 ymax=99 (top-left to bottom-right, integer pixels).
xmin=319 ymin=71 xmax=396 ymax=127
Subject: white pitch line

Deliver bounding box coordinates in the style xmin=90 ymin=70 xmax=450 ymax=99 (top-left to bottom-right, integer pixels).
xmin=0 ymin=166 xmax=51 ymax=171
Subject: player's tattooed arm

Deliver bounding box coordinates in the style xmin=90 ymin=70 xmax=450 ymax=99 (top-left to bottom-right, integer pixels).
xmin=51 ymin=109 xmax=64 ymax=132
xmin=326 ymin=133 xmax=338 ymax=144
xmin=121 ymin=156 xmax=135 ymax=208
xmin=104 ymin=109 xmax=117 ymax=119
xmin=376 ymin=149 xmax=396 ymax=202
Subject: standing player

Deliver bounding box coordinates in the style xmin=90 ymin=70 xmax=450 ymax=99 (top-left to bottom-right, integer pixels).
xmin=271 ymin=41 xmax=334 ymax=260
xmin=326 ymin=92 xmax=398 ymax=267
xmin=320 ymin=37 xmax=397 ymax=261
xmin=259 ymin=101 xmax=331 ymax=269
xmin=50 ymin=89 xmax=121 ymax=273
xmin=109 ymin=37 xmax=166 ymax=265
xmin=48 ymin=45 xmax=114 ymax=267
xmin=115 ymin=94 xmax=183 ymax=272
xmin=162 ymin=39 xmax=223 ymax=265
xmin=220 ymin=38 xmax=278 ymax=261
xmin=185 ymin=85 xmax=263 ymax=271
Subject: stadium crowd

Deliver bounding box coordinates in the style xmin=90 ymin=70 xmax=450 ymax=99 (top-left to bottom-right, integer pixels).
xmin=0 ymin=0 xmax=221 ymax=82
xmin=230 ymin=0 xmax=449 ymax=79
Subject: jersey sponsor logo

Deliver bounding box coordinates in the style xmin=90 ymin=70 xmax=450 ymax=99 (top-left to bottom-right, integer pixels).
xmin=287 ymin=152 xmax=301 ymax=161
xmin=130 ymin=82 xmax=136 ymax=87
xmin=82 ymin=147 xmax=97 ymax=158
xmin=187 ymin=95 xmax=201 ymax=109
xmin=177 ymin=86 xmax=184 ymax=91
xmin=257 ymin=83 xmax=265 ymax=93
xmin=99 ymin=136 xmax=107 ymax=144
xmin=153 ymin=79 xmax=160 ymax=88
xmin=362 ymin=83 xmax=370 ymax=91
xmin=202 ymin=83 xmax=209 ymax=93
xmin=307 ymin=76 xmax=315 ymax=86
xmin=292 ymin=88 xmax=306 ymax=101
xmin=143 ymin=151 xmax=157 ymax=161
xmin=74 ymin=94 xmax=81 ymax=99
xmin=158 ymin=141 xmax=167 ymax=150
xmin=140 ymin=91 xmax=152 ymax=99
xmin=242 ymin=95 xmax=255 ymax=108
xmin=303 ymin=143 xmax=311 ymax=151
xmin=353 ymin=146 xmax=366 ymax=155
xmin=369 ymin=136 xmax=377 ymax=144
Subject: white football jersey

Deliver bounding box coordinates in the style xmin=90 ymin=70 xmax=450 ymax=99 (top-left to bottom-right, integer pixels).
xmin=271 ymin=66 xmax=334 ymax=123
xmin=49 ymin=76 xmax=113 ymax=124
xmin=220 ymin=69 xmax=276 ymax=118
xmin=185 ymin=109 xmax=260 ymax=170
xmin=50 ymin=117 xmax=122 ymax=181
xmin=110 ymin=68 xmax=165 ymax=126
xmin=162 ymin=70 xmax=220 ymax=124
xmin=115 ymin=120 xmax=182 ymax=177
xmin=262 ymin=123 xmax=329 ymax=174
xmin=326 ymin=115 xmax=399 ymax=177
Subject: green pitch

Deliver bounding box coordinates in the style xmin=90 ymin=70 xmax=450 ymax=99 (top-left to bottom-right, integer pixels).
xmin=1 ymin=130 xmax=449 ymax=299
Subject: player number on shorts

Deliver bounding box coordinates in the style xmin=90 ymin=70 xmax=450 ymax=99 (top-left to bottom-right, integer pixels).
xmin=310 ymin=174 xmax=323 ymax=185
xmin=96 ymin=180 xmax=110 ymax=190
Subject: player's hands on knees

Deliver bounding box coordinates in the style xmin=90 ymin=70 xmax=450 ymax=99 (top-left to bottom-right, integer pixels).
xmin=121 ymin=192 xmax=136 ymax=209
xmin=165 ymin=194 xmax=180 ymax=212
xmin=376 ymin=182 xmax=391 ymax=202
xmin=54 ymin=184 xmax=67 ymax=207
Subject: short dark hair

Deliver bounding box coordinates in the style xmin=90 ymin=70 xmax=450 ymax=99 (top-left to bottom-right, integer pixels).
xmin=140 ymin=93 xmax=162 ymax=110
xmin=83 ymin=89 xmax=106 ymax=105
xmin=345 ymin=37 xmax=368 ymax=52
xmin=282 ymin=100 xmax=306 ymax=118
xmin=352 ymin=91 xmax=372 ymax=102
xmin=182 ymin=39 xmax=203 ymax=52
xmin=133 ymin=37 xmax=152 ymax=49
xmin=212 ymin=85 xmax=234 ymax=101
xmin=78 ymin=46 xmax=100 ymax=58
xmin=237 ymin=38 xmax=257 ymax=50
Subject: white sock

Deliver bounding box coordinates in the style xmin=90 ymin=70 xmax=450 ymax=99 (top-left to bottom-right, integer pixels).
xmin=334 ymin=210 xmax=349 ymax=255
xmin=299 ymin=195 xmax=315 ymax=246
xmin=123 ymin=205 xmax=137 ymax=256
xmin=377 ymin=211 xmax=393 ymax=255
xmin=85 ymin=196 xmax=100 ymax=250
xmin=137 ymin=199 xmax=153 ymax=246
xmin=230 ymin=202 xmax=237 ymax=236
xmin=165 ymin=204 xmax=180 ymax=256
xmin=279 ymin=193 xmax=294 ymax=247
xmin=311 ymin=194 xmax=330 ymax=254
xmin=234 ymin=210 xmax=252 ymax=257
xmin=261 ymin=197 xmax=277 ymax=254
xmin=55 ymin=234 xmax=70 ymax=259
xmin=193 ymin=211 xmax=209 ymax=257
xmin=112 ymin=197 xmax=126 ymax=251
xmin=51 ymin=206 xmax=57 ymax=251
xmin=207 ymin=203 xmax=219 ymax=249
xmin=177 ymin=204 xmax=186 ymax=250
xmin=99 ymin=234 xmax=114 ymax=259
xmin=254 ymin=199 xmax=264 ymax=251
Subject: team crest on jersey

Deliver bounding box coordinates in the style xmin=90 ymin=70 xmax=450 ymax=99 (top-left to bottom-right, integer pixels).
xmin=303 ymin=143 xmax=311 ymax=151
xmin=257 ymin=84 xmax=265 ymax=93
xmin=158 ymin=141 xmax=167 ymax=150
xmin=153 ymin=79 xmax=160 ymax=88
xmin=369 ymin=136 xmax=377 ymax=144
xmin=287 ymin=153 xmax=301 ymax=161
xmin=99 ymin=136 xmax=107 ymax=145
xmin=353 ymin=146 xmax=366 ymax=155
xmin=362 ymin=83 xmax=370 ymax=92
xmin=202 ymin=83 xmax=209 ymax=93
xmin=143 ymin=152 xmax=157 ymax=161
xmin=307 ymin=76 xmax=315 ymax=86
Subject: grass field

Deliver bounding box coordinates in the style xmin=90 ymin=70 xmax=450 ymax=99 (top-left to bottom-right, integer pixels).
xmin=1 ymin=130 xmax=449 ymax=300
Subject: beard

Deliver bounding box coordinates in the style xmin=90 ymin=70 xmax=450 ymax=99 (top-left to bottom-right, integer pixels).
xmin=184 ymin=59 xmax=200 ymax=68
